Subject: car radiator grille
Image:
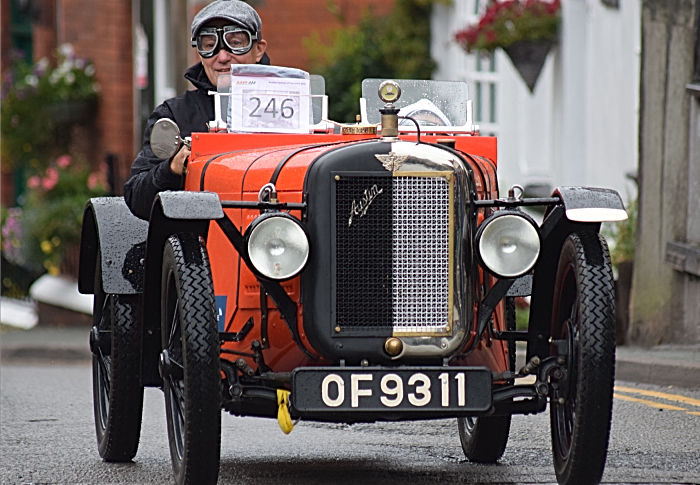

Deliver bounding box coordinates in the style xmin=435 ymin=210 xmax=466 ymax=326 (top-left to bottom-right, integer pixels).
xmin=335 ymin=174 xmax=451 ymax=336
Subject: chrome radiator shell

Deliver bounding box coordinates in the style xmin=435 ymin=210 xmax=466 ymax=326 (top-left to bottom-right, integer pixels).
xmin=381 ymin=141 xmax=472 ymax=359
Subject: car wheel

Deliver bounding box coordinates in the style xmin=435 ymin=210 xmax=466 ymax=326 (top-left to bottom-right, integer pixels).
xmin=161 ymin=233 xmax=221 ymax=485
xmin=91 ymin=253 xmax=144 ymax=462
xmin=550 ymin=232 xmax=615 ymax=485
xmin=456 ymin=295 xmax=514 ymax=464
xmin=457 ymin=415 xmax=511 ymax=463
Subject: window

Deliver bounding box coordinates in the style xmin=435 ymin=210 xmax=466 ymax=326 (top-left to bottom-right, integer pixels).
xmin=462 ymin=1 xmax=499 ymax=135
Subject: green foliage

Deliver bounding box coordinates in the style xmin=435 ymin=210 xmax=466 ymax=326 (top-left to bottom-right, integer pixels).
xmin=455 ymin=0 xmax=560 ymax=54
xmin=604 ymin=197 xmax=637 ymax=267
xmin=3 ymin=155 xmax=107 ymax=276
xmin=1 ymin=44 xmax=99 ymax=173
xmin=305 ymin=0 xmax=450 ymax=122
xmin=515 ymin=305 xmax=529 ymax=331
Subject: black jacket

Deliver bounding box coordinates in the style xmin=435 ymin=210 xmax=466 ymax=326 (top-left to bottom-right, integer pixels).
xmin=124 ymin=55 xmax=270 ymax=220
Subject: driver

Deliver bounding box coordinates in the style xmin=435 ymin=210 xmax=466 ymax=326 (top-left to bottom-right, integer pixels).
xmin=124 ymin=0 xmax=268 ymax=220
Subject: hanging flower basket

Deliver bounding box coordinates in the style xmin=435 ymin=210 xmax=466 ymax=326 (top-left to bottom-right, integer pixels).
xmin=503 ymin=38 xmax=555 ymax=92
xmin=47 ymin=98 xmax=97 ymax=126
xmin=455 ymin=0 xmax=561 ymax=93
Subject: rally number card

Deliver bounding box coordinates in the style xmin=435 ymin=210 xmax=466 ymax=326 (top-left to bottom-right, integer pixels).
xmin=230 ymin=76 xmax=310 ymax=134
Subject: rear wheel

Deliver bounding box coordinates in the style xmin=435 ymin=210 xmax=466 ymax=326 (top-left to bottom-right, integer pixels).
xmin=91 ymin=256 xmax=143 ymax=461
xmin=457 ymin=414 xmax=511 ymax=463
xmin=457 ymin=298 xmax=513 ymax=464
xmin=161 ymin=233 xmax=221 ymax=485
xmin=550 ymin=232 xmax=615 ymax=485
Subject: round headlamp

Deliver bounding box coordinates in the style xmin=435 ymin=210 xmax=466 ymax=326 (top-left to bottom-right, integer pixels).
xmin=245 ymin=213 xmax=309 ymax=281
xmin=476 ymin=211 xmax=541 ymax=278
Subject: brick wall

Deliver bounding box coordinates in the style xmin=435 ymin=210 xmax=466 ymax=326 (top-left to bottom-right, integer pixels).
xmin=2 ymin=0 xmax=14 ymax=206
xmin=189 ymin=0 xmax=395 ymax=73
xmin=255 ymin=0 xmax=395 ymax=70
xmin=59 ymin=0 xmax=134 ymax=190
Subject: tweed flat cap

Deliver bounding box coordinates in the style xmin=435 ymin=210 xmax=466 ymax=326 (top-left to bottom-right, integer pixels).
xmin=191 ymin=0 xmax=262 ymax=38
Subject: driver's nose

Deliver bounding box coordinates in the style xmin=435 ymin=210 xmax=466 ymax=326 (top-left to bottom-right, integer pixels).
xmin=215 ymin=48 xmax=231 ymax=65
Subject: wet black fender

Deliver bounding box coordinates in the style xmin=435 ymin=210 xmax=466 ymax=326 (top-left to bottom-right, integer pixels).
xmin=526 ymin=202 xmax=614 ymax=362
xmin=78 ymin=197 xmax=149 ymax=295
xmin=526 ymin=187 xmax=626 ymax=360
xmin=140 ymin=191 xmax=224 ymax=387
xmin=552 ymin=186 xmax=627 ymax=223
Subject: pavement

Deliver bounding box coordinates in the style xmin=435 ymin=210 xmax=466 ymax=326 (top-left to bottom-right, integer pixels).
xmin=2 ymin=323 xmax=699 ymax=390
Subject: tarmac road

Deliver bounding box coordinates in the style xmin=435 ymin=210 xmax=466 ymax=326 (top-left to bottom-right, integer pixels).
xmin=2 ymin=361 xmax=699 ymax=485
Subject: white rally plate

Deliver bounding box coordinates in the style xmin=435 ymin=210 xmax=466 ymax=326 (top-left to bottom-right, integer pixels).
xmin=292 ymin=367 xmax=492 ymax=414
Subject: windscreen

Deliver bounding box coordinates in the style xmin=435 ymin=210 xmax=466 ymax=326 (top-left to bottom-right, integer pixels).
xmin=361 ymin=79 xmax=469 ymax=127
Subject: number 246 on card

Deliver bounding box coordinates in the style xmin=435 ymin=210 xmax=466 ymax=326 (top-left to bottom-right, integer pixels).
xmin=242 ymin=95 xmax=299 ymax=129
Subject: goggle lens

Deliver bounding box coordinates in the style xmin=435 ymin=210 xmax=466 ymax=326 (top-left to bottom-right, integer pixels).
xmin=224 ymin=30 xmax=251 ymax=50
xmin=197 ymin=33 xmax=219 ymax=55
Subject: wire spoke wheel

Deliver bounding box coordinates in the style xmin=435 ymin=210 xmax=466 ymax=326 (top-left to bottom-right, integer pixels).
xmin=91 ymin=252 xmax=144 ymax=462
xmin=161 ymin=233 xmax=221 ymax=485
xmin=550 ymin=232 xmax=615 ymax=485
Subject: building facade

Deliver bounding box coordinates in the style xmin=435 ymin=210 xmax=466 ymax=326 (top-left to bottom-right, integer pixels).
xmin=431 ymin=0 xmax=641 ymax=203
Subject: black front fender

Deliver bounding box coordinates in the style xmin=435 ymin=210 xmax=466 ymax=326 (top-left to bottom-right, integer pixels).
xmin=78 ymin=197 xmax=149 ymax=295
xmin=140 ymin=191 xmax=223 ymax=387
xmin=527 ymin=206 xmax=601 ymax=361
xmin=552 ymin=186 xmax=627 ymax=222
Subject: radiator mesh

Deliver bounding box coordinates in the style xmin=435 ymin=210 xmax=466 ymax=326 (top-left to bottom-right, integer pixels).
xmin=392 ymin=176 xmax=450 ymax=333
xmin=334 ymin=174 xmax=450 ymax=335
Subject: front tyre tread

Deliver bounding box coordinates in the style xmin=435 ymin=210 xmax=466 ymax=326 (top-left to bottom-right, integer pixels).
xmin=550 ymin=232 xmax=615 ymax=485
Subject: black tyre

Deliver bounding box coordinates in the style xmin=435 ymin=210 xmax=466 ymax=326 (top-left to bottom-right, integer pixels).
xmin=457 ymin=298 xmax=514 ymax=464
xmin=457 ymin=414 xmax=511 ymax=463
xmin=550 ymin=232 xmax=615 ymax=485
xmin=161 ymin=233 xmax=221 ymax=485
xmin=91 ymin=256 xmax=144 ymax=462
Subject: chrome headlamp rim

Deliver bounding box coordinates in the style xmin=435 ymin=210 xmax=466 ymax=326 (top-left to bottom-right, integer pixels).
xmin=475 ymin=210 xmax=541 ymax=278
xmin=244 ymin=212 xmax=310 ymax=281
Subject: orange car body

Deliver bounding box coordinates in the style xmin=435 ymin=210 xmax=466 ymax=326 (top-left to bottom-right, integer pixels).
xmin=185 ymin=132 xmax=509 ymax=375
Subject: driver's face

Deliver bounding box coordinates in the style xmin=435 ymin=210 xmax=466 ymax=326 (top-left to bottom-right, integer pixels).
xmin=198 ymin=19 xmax=267 ymax=87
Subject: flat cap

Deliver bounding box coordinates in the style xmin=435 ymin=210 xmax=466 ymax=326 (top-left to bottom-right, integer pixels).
xmin=191 ymin=0 xmax=262 ymax=38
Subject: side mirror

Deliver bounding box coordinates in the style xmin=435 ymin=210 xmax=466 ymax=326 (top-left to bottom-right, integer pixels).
xmin=150 ymin=118 xmax=190 ymax=159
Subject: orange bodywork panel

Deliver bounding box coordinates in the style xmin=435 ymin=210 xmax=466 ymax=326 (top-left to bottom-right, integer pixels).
xmin=184 ymin=132 xmax=507 ymax=374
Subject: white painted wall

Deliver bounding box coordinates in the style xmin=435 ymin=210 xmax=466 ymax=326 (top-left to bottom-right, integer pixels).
xmin=431 ymin=0 xmax=641 ymax=203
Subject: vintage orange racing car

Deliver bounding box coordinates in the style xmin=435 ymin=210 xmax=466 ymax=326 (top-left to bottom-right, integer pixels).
xmin=80 ymin=77 xmax=628 ymax=485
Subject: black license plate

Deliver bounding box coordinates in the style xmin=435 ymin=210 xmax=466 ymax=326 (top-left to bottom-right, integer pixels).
xmin=292 ymin=367 xmax=492 ymax=413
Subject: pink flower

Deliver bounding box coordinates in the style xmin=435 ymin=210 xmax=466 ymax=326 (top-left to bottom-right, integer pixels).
xmin=42 ymin=177 xmax=57 ymax=190
xmin=27 ymin=176 xmax=41 ymax=189
xmin=88 ymin=172 xmax=101 ymax=190
xmin=46 ymin=167 xmax=59 ymax=181
xmin=56 ymin=155 xmax=72 ymax=168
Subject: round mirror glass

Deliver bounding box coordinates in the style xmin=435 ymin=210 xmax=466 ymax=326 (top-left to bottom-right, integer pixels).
xmin=150 ymin=118 xmax=182 ymax=159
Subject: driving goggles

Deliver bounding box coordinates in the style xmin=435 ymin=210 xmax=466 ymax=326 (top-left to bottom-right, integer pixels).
xmin=192 ymin=25 xmax=258 ymax=57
